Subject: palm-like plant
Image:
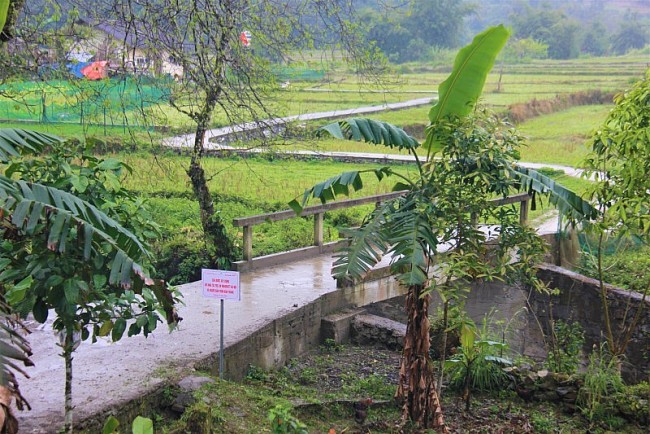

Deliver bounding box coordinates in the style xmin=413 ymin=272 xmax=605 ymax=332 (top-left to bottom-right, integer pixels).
xmin=291 ymin=26 xmax=596 ymax=430
xmin=0 ymin=128 xmax=179 ymax=432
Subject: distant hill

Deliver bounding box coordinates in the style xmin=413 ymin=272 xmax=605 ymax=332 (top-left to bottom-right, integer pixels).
xmin=607 ymin=0 xmax=650 ymax=15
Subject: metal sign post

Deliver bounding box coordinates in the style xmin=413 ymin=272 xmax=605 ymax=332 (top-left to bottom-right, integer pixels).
xmin=201 ymin=269 xmax=241 ymax=379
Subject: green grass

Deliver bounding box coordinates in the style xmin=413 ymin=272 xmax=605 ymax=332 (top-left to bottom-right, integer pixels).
xmin=121 ymin=154 xmax=414 ymax=202
xmin=517 ymin=105 xmax=612 ymax=167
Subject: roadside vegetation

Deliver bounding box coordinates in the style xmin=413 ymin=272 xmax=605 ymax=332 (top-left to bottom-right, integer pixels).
xmin=143 ymin=342 xmax=649 ymax=433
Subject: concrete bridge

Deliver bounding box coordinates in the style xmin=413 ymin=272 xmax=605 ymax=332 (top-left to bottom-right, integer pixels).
xmin=17 ymin=191 xmax=650 ymax=433
xmin=16 ymin=192 xmax=533 ymax=432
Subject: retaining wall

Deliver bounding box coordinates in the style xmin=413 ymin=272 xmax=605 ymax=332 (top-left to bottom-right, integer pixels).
xmin=532 ymin=263 xmax=650 ymax=382
xmin=196 ymin=274 xmax=405 ymax=380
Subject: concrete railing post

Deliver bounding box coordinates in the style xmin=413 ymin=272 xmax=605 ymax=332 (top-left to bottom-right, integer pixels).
xmin=520 ymin=198 xmax=529 ymax=225
xmin=243 ymin=225 xmax=253 ymax=262
xmin=314 ymin=212 xmax=324 ymax=248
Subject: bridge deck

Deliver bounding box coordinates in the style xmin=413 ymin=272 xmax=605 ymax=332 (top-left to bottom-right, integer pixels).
xmin=17 ymin=252 xmax=348 ymax=433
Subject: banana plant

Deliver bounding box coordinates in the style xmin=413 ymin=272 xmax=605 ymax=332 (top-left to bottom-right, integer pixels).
xmin=290 ymin=26 xmax=596 ymax=431
xmin=0 ymin=128 xmax=180 ymax=433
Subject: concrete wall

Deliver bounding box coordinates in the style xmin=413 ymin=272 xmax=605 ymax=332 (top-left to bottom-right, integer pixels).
xmin=532 ymin=263 xmax=650 ymax=382
xmin=215 ymin=259 xmax=650 ymax=383
xmin=363 ymin=263 xmax=650 ymax=382
xmin=195 ymin=274 xmax=405 ymax=380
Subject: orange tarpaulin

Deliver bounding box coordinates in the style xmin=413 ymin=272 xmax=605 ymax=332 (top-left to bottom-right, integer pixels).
xmin=80 ymin=61 xmax=108 ymax=80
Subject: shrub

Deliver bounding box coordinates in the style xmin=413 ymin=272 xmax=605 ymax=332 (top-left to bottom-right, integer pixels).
xmin=446 ymin=321 xmax=511 ymax=411
xmin=545 ymin=320 xmax=584 ymax=375
xmin=268 ymin=404 xmax=308 ymax=434
xmin=153 ymin=233 xmax=212 ymax=284
xmin=612 ymin=382 xmax=650 ymax=425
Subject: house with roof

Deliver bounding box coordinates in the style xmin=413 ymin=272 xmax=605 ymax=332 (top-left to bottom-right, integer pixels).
xmin=69 ymin=20 xmax=183 ymax=79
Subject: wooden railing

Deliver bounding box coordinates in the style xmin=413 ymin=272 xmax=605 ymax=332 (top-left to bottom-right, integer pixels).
xmin=232 ymin=191 xmax=531 ymax=272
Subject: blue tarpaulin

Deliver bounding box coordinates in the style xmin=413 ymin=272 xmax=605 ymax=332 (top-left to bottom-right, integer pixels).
xmin=67 ymin=62 xmax=91 ymax=78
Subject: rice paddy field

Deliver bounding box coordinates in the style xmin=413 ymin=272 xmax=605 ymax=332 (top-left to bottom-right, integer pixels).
xmin=2 ymin=52 xmax=648 ymax=269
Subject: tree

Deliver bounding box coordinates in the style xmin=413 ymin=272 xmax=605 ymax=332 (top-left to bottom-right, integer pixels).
xmin=583 ymin=72 xmax=650 ymax=360
xmin=0 ymin=128 xmax=180 ymax=433
xmin=511 ymin=5 xmax=582 ymax=59
xmin=364 ymin=0 xmax=474 ymax=63
xmin=502 ymin=38 xmax=548 ymax=63
xmin=54 ymin=0 xmax=382 ymax=269
xmin=292 ymin=26 xmax=596 ymax=429
xmin=610 ymin=16 xmax=649 ymax=55
xmin=581 ymin=21 xmax=608 ymax=56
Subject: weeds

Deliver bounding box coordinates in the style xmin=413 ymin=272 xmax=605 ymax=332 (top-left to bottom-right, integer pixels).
xmin=578 ymin=344 xmax=624 ymax=426
xmin=545 ymin=320 xmax=584 ymax=375
xmin=268 ymin=404 xmax=308 ymax=434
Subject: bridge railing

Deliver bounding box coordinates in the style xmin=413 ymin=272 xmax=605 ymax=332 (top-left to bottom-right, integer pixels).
xmin=232 ymin=191 xmax=531 ymax=272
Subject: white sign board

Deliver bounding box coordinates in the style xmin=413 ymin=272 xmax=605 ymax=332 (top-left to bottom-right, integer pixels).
xmin=202 ymin=269 xmax=240 ymax=301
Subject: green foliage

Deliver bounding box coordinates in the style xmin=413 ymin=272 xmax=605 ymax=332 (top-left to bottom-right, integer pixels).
xmin=131 ymin=416 xmax=154 ymax=434
xmin=579 ymin=236 xmax=650 ymax=294
xmin=611 ymin=16 xmax=649 ymax=55
xmin=501 ymin=38 xmax=548 ymax=63
xmin=577 ymin=344 xmax=624 ymax=425
xmin=101 ymin=415 xmax=154 ymax=434
xmin=426 ymin=25 xmax=510 ymax=151
xmin=293 ymin=29 xmax=594 ymax=428
xmin=341 ymin=373 xmax=393 ymax=399
xmin=268 ymin=404 xmax=308 ymax=434
xmin=0 ymin=0 xmax=8 ymax=34
xmin=511 ymin=6 xmax=581 ymax=59
xmin=316 ymin=118 xmax=419 ymax=150
xmin=246 ymin=364 xmax=270 ymax=382
xmin=612 ymin=382 xmax=650 ymax=425
xmin=581 ymin=22 xmax=609 ymax=56
xmin=583 ymin=71 xmax=650 ymax=356
xmin=102 ymin=415 xmax=120 ymax=434
xmin=0 ymin=133 xmax=179 ymax=343
xmin=320 ymin=338 xmax=343 ymax=353
xmin=545 ymin=320 xmax=584 ymax=375
xmin=362 ymin=0 xmax=474 ymax=63
xmin=529 ymin=411 xmax=555 ymax=433
xmin=152 ymin=232 xmax=212 ymax=285
xmin=585 ymin=72 xmax=650 ymax=239
xmin=445 ymin=320 xmax=511 ymax=410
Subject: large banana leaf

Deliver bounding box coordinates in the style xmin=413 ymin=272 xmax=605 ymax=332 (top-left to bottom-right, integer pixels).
xmin=513 ymin=166 xmax=598 ymax=222
xmin=0 ymin=0 xmax=9 ymax=38
xmin=332 ymin=201 xmax=392 ymax=279
xmin=316 ymin=118 xmax=420 ymax=150
xmin=0 ymin=128 xmax=63 ymax=163
xmin=388 ymin=207 xmax=437 ymax=286
xmin=289 ymin=167 xmax=393 ymax=214
xmin=425 ymin=25 xmax=510 ymax=151
xmin=0 ymin=176 xmax=150 ymax=287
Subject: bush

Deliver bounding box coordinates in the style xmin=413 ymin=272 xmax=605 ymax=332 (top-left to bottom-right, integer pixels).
xmin=545 ymin=320 xmax=584 ymax=375
xmin=153 ymin=233 xmax=213 ymax=284
xmin=612 ymin=382 xmax=650 ymax=425
xmin=578 ymin=344 xmax=624 ymax=425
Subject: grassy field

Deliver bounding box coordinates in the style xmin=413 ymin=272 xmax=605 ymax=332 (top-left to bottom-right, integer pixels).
xmin=4 ymin=54 xmax=641 ymax=277
xmin=2 ymin=53 xmax=646 ymax=136
xmin=120 ymin=153 xmax=590 ymax=271
xmin=517 ymin=104 xmax=613 ymax=167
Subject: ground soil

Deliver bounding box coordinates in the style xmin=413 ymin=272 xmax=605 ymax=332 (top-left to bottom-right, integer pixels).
xmin=278 ymin=345 xmax=643 ymax=434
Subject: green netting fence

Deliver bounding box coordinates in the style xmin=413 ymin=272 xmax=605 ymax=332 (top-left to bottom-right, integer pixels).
xmin=0 ymin=77 xmax=171 ymax=127
xmin=578 ymin=232 xmax=645 ymax=257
